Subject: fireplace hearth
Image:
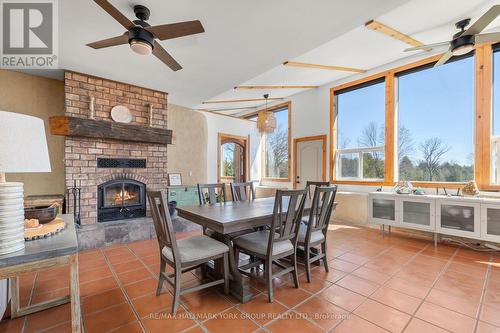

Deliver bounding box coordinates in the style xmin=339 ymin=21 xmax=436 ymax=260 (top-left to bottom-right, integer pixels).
xmin=98 ymin=179 xmax=146 ymax=222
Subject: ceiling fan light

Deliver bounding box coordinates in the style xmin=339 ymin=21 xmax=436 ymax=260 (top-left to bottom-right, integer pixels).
xmin=452 ymin=43 xmax=474 ymax=56
xmin=130 ymin=39 xmax=152 ymax=55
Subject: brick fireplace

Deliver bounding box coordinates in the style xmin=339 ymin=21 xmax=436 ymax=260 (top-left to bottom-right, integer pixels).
xmin=63 ymin=71 xmax=170 ymax=247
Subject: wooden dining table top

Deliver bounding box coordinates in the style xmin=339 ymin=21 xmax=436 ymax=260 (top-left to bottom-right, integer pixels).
xmin=175 ymin=197 xmax=312 ymax=235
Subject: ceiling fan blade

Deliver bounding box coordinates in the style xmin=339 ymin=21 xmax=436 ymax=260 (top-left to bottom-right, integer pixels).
xmin=152 ymin=41 xmax=182 ymax=71
xmin=146 ymin=20 xmax=204 ymax=41
xmin=94 ymin=0 xmax=135 ymax=30
xmin=464 ymin=5 xmax=500 ymax=36
xmin=475 ymin=32 xmax=500 ymax=44
xmin=86 ymin=33 xmax=128 ymax=49
xmin=404 ymin=41 xmax=449 ymax=52
xmin=434 ymin=50 xmax=453 ymax=67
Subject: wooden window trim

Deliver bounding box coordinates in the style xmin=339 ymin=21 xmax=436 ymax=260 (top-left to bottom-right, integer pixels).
xmin=260 ymin=101 xmax=292 ymax=182
xmin=292 ymin=135 xmax=327 ymax=189
xmin=330 ymin=46 xmax=494 ymax=189
xmin=217 ymin=133 xmax=249 ymax=183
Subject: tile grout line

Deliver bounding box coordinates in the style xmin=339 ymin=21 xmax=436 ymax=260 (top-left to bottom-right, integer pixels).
xmin=400 ymin=245 xmax=460 ymax=332
xmin=99 ymin=246 xmax=149 ymax=333
xmin=326 ymin=241 xmax=433 ymax=332
xmin=472 ymin=252 xmax=494 ymax=333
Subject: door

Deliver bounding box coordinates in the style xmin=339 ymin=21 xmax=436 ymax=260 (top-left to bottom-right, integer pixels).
xmin=294 ymin=135 xmax=326 ymax=188
xmin=218 ymin=133 xmax=248 ymax=184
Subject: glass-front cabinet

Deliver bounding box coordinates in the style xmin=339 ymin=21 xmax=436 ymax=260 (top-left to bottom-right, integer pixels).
xmin=368 ymin=194 xmax=397 ymax=225
xmin=399 ymin=197 xmax=435 ymax=231
xmin=481 ymin=201 xmax=500 ymax=242
xmin=436 ymin=199 xmax=481 ymax=238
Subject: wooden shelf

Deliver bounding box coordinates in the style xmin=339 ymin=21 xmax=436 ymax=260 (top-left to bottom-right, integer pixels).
xmin=49 ymin=116 xmax=172 ymax=145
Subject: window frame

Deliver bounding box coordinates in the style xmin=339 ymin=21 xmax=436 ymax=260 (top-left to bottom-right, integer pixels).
xmin=257 ymin=101 xmax=292 ymax=182
xmin=217 ymin=133 xmax=249 ymax=183
xmin=334 ymin=77 xmax=387 ymax=181
xmin=330 ymin=44 xmax=494 ymax=189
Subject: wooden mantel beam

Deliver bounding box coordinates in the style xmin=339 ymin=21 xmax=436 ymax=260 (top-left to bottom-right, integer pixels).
xmin=49 ymin=116 xmax=172 ymax=145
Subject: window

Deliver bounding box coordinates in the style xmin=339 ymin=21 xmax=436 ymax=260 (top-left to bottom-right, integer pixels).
xmin=335 ymin=79 xmax=385 ymax=180
xmin=263 ymin=103 xmax=290 ymax=180
xmin=218 ymin=134 xmax=247 ymax=183
xmin=397 ymin=55 xmax=474 ymax=182
xmin=492 ymin=45 xmax=500 ymax=183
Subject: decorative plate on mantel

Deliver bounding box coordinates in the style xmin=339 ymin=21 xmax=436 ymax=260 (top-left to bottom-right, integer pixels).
xmin=111 ymin=105 xmax=133 ymax=124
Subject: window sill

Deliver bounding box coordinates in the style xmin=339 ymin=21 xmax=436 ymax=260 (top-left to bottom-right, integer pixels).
xmin=261 ymin=178 xmax=290 ymax=182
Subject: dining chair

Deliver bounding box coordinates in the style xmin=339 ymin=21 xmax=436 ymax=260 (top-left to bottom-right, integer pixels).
xmin=233 ymin=189 xmax=307 ymax=302
xmin=147 ymin=190 xmax=230 ymax=314
xmin=302 ymin=181 xmax=330 ymax=224
xmin=230 ymin=181 xmax=255 ymax=202
xmin=197 ymin=183 xmax=226 ymax=205
xmin=297 ymin=185 xmax=337 ymax=282
xmin=305 ymin=180 xmax=330 ymax=199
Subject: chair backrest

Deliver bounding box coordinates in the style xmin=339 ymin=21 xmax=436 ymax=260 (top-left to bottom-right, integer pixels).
xmin=197 ymin=183 xmax=226 ymax=205
xmin=305 ymin=180 xmax=330 ymax=199
xmin=147 ymin=190 xmax=180 ymax=266
xmin=267 ymin=189 xmax=307 ymax=255
xmin=230 ymin=181 xmax=255 ymax=202
xmin=305 ymin=185 xmax=337 ymax=240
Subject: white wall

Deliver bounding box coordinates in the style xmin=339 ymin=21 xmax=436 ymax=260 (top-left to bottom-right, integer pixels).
xmin=202 ymin=112 xmax=261 ymax=183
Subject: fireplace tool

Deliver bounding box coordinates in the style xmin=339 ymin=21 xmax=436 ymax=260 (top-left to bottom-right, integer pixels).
xmin=67 ymin=180 xmax=81 ymax=227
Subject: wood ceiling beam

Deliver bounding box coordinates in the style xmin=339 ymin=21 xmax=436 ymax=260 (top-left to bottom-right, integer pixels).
xmin=283 ymin=61 xmax=366 ymax=73
xmin=234 ymin=85 xmax=319 ymax=90
xmin=365 ymin=20 xmax=430 ymax=51
xmin=198 ymin=106 xmax=257 ymax=112
xmin=202 ymin=97 xmax=283 ymax=104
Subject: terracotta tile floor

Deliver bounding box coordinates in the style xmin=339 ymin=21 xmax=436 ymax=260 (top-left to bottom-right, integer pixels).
xmin=1 ymin=224 xmax=499 ymax=333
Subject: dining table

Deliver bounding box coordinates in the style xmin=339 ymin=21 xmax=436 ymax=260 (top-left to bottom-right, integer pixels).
xmin=176 ymin=196 xmax=312 ymax=303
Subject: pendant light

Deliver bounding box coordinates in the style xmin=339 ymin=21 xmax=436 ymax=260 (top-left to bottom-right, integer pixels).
xmin=257 ymin=94 xmax=276 ymax=133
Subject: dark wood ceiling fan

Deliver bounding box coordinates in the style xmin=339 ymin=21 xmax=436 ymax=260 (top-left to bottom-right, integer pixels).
xmin=86 ymin=0 xmax=205 ymax=71
xmin=404 ymin=5 xmax=500 ymax=67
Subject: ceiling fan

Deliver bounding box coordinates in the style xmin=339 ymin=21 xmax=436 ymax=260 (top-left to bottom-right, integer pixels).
xmin=86 ymin=0 xmax=205 ymax=71
xmin=404 ymin=5 xmax=500 ymax=67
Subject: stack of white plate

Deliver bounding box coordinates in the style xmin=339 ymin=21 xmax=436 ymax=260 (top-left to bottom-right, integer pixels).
xmin=0 ymin=182 xmax=25 ymax=255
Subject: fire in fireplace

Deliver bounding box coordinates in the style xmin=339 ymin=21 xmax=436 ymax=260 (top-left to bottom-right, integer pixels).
xmin=97 ymin=179 xmax=146 ymax=222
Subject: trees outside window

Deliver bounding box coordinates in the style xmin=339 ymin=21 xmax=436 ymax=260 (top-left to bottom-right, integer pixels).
xmin=397 ymin=55 xmax=474 ymax=182
xmin=336 ymin=80 xmax=385 ymax=180
xmin=264 ymin=107 xmax=289 ymax=179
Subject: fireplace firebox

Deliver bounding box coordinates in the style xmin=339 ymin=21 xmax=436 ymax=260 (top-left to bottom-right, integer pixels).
xmin=97 ymin=179 xmax=146 ymax=222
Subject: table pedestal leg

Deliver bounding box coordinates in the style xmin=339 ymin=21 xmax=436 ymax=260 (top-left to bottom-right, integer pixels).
xmin=205 ymin=232 xmax=253 ymax=303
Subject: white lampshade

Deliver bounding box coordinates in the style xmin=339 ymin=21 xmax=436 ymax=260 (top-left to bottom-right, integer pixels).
xmin=0 ymin=111 xmax=51 ymax=173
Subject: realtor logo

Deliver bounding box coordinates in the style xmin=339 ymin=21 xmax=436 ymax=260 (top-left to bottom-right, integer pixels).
xmin=1 ymin=0 xmax=58 ymax=68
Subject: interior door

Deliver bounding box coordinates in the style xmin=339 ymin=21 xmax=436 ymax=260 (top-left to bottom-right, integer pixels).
xmin=295 ymin=138 xmax=324 ymax=188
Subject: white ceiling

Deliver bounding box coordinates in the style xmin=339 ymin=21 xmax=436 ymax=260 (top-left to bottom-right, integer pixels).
xmin=201 ymin=0 xmax=500 ymax=115
xmin=44 ymin=0 xmax=408 ymax=106
xmin=20 ymin=0 xmax=500 ymax=111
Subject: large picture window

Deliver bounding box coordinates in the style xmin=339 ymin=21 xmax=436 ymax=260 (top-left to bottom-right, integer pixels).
xmin=397 ymin=55 xmax=474 ymax=182
xmin=335 ymin=79 xmax=385 ymax=180
xmin=263 ymin=103 xmax=290 ymax=180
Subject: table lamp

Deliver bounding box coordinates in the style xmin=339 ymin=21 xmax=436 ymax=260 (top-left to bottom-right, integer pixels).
xmin=0 ymin=111 xmax=51 ymax=255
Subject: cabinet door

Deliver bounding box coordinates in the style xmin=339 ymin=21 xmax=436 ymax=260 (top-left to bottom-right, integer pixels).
xmin=437 ymin=200 xmax=480 ymax=238
xmin=481 ymin=205 xmax=500 ymax=242
xmin=400 ymin=199 xmax=435 ymax=231
xmin=369 ymin=196 xmax=397 ymax=225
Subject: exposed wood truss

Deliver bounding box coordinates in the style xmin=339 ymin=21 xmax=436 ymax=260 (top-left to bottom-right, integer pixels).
xmin=234 ymin=85 xmax=319 ymax=90
xmin=202 ymin=97 xmax=283 ymax=104
xmin=365 ymin=20 xmax=430 ymax=51
xmin=283 ymin=61 xmax=366 ymax=73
